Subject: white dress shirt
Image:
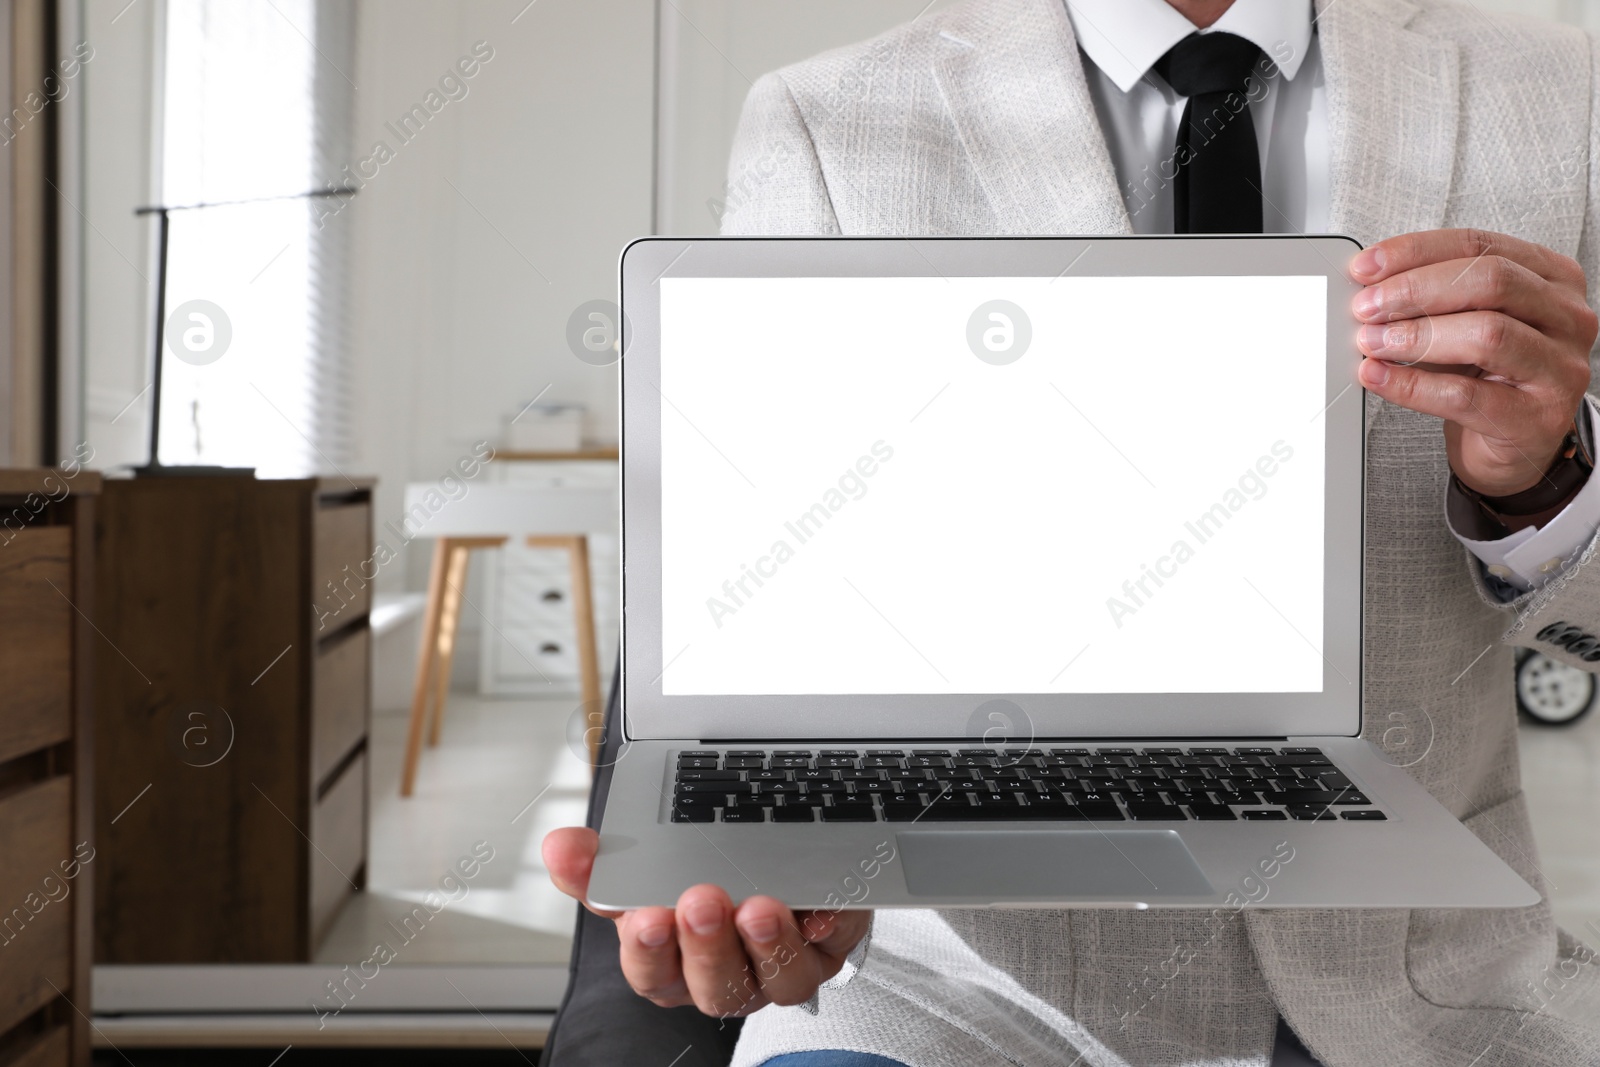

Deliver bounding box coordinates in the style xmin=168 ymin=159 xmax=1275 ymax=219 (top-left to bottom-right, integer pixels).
xmin=1064 ymin=0 xmax=1600 ymax=591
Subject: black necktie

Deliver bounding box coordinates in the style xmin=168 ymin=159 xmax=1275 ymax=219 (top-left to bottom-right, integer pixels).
xmin=1152 ymin=32 xmax=1265 ymax=233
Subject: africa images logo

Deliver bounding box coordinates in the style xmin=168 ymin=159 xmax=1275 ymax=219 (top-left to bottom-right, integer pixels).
xmin=966 ymin=300 xmax=1032 ymax=365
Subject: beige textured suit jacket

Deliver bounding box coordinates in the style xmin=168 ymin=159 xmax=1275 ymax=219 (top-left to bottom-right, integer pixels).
xmin=717 ymin=1 xmax=1600 ymax=1065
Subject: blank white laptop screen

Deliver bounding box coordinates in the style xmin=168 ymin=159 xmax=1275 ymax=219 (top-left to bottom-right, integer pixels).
xmin=657 ymin=275 xmax=1328 ymax=696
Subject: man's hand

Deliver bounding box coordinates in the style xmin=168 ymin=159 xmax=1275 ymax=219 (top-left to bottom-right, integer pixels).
xmin=1350 ymin=229 xmax=1597 ymax=498
xmin=542 ymin=827 xmax=871 ymax=1017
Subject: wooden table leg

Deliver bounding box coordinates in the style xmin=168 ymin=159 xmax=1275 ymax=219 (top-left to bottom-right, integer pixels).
xmin=428 ymin=542 xmax=474 ymax=747
xmin=401 ymin=538 xmax=451 ymax=797
xmin=529 ymin=535 xmax=604 ymax=767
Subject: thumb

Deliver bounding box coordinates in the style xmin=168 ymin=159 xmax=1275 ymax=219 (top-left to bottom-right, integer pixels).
xmin=542 ymin=827 xmax=624 ymax=920
xmin=795 ymin=908 xmax=871 ymax=964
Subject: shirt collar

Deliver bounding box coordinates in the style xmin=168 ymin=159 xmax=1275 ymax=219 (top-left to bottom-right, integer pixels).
xmin=1063 ymin=0 xmax=1313 ymax=94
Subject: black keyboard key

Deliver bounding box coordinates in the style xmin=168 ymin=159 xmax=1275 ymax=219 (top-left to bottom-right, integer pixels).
xmin=772 ymin=749 xmax=812 ymax=757
xmin=720 ymin=806 xmax=766 ymax=823
xmin=822 ymin=801 xmax=878 ymax=822
xmin=1278 ymin=790 xmax=1370 ymax=806
xmin=747 ymin=769 xmax=787 ymax=782
xmin=1188 ymin=747 xmax=1230 ymax=755
xmin=722 ymin=757 xmax=764 ymax=770
xmin=842 ymin=769 xmax=884 ymax=781
xmin=770 ymin=803 xmax=815 ymax=823
xmin=1187 ymin=802 xmax=1238 ymax=820
xmin=1313 ymin=771 xmax=1355 ymax=790
xmin=863 ymin=757 xmax=904 ymax=769
xmin=670 ymin=798 xmax=716 ymax=822
xmin=803 ymin=781 xmax=849 ymax=794
xmin=794 ymin=769 xmax=834 ymax=781
xmin=771 ymin=756 xmax=812 ymax=770
xmin=1126 ymin=801 xmax=1187 ymax=820
xmin=679 ymin=750 xmax=719 ymax=758
xmin=1072 ymin=801 xmax=1125 ymax=821
xmin=676 ymin=756 xmax=719 ymax=770
xmin=819 ymin=749 xmax=859 ymax=757
xmin=757 ymin=782 xmax=802 ymax=796
xmin=1240 ymin=809 xmax=1287 ymax=820
xmin=1140 ymin=747 xmax=1184 ymax=755
xmin=1340 ymin=810 xmax=1387 ymax=821
xmin=676 ymin=780 xmax=753 ymax=796
xmin=675 ymin=769 xmax=740 ymax=781
xmin=1012 ymin=800 xmax=1087 ymax=819
xmin=1282 ymin=747 xmax=1324 ymax=755
xmin=865 ymin=749 xmax=905 ymax=757
xmin=853 ymin=779 xmax=898 ymax=794
xmin=1288 ymin=805 xmax=1339 ymax=821
xmin=1265 ymin=754 xmax=1332 ymax=768
xmin=1233 ymin=747 xmax=1276 ymax=755
xmin=818 ymin=757 xmax=859 ymax=769
xmin=725 ymin=749 xmax=765 ymax=756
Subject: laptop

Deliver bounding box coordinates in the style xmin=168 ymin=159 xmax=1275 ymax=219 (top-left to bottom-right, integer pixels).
xmin=586 ymin=235 xmax=1539 ymax=911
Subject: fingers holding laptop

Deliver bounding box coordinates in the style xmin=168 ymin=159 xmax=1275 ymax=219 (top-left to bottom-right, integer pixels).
xmin=543 ymin=826 xmax=870 ymax=1015
xmin=1348 ymin=228 xmax=1596 ymax=498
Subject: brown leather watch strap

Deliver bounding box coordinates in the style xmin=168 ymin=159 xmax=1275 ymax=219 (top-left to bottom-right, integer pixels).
xmin=1450 ymin=415 xmax=1594 ymax=539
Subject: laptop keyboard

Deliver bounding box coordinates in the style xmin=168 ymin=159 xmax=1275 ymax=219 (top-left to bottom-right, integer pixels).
xmin=670 ymin=746 xmax=1386 ymax=824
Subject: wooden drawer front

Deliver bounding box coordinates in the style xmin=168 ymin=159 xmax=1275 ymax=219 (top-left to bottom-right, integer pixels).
xmin=0 ymin=1024 xmax=69 ymax=1067
xmin=309 ymin=751 xmax=365 ymax=949
xmin=312 ymin=503 xmax=371 ymax=631
xmin=312 ymin=627 xmax=370 ymax=787
xmin=0 ymin=528 xmax=72 ymax=765
xmin=0 ymin=778 xmax=74 ymax=1036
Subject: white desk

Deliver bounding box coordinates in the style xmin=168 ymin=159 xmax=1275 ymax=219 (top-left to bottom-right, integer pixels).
xmin=400 ymin=469 xmax=618 ymax=796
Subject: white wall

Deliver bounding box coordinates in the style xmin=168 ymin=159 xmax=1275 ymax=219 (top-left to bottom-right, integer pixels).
xmin=80 ymin=0 xmax=161 ymax=468
xmin=346 ymin=0 xmax=654 ymax=597
xmin=655 ymin=0 xmax=955 ymax=237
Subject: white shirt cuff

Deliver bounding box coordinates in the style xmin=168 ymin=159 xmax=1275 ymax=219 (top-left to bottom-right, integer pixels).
xmin=1450 ymin=395 xmax=1600 ymax=591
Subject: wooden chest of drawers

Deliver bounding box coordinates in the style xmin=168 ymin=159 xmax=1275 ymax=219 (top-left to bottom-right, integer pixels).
xmin=93 ymin=476 xmax=374 ymax=963
xmin=0 ymin=469 xmax=98 ymax=1067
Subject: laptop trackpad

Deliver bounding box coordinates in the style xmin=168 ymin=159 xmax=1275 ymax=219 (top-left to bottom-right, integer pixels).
xmin=897 ymin=830 xmax=1213 ymax=900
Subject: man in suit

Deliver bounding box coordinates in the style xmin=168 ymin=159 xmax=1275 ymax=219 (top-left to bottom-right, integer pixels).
xmin=545 ymin=0 xmax=1600 ymax=1063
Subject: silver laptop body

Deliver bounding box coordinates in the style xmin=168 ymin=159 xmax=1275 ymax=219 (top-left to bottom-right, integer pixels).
xmin=587 ymin=236 xmax=1538 ymax=911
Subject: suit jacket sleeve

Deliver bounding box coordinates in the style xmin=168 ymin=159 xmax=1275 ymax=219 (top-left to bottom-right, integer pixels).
xmin=1467 ymin=33 xmax=1600 ymax=674
xmin=718 ymin=72 xmax=841 ymax=237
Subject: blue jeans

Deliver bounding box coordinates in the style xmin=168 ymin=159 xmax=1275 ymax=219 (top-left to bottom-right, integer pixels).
xmin=756 ymin=1018 xmax=1321 ymax=1066
xmin=759 ymin=1054 xmax=912 ymax=1067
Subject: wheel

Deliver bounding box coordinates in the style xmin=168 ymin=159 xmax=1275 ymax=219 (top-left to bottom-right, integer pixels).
xmin=1516 ymin=652 xmax=1598 ymax=727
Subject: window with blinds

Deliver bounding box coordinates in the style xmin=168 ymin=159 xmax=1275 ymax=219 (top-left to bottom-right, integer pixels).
xmin=156 ymin=0 xmax=355 ymax=475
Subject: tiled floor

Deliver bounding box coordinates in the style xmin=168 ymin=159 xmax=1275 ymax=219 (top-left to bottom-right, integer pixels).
xmin=1520 ymin=709 xmax=1600 ymax=943
xmin=315 ymin=694 xmax=590 ymax=966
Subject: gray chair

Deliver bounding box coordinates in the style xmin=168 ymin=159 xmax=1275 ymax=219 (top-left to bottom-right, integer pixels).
xmin=540 ymin=664 xmax=742 ymax=1066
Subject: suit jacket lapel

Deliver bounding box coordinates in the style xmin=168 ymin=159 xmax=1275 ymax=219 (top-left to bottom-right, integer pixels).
xmin=933 ymin=0 xmax=1132 ymax=235
xmin=1319 ymin=0 xmax=1460 ymax=244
